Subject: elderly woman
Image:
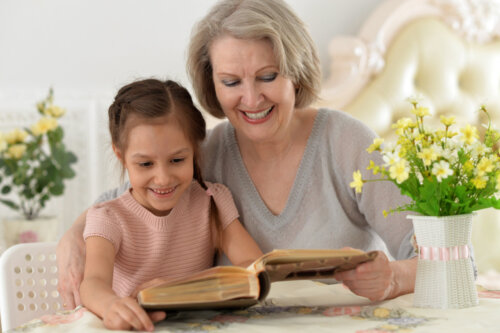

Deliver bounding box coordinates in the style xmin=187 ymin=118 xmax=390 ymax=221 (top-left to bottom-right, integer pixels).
xmin=57 ymin=0 xmax=416 ymax=312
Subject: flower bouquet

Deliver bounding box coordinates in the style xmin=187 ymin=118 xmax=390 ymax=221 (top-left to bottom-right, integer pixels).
xmin=0 ymin=88 xmax=77 ymax=220
xmin=350 ymin=99 xmax=500 ymax=308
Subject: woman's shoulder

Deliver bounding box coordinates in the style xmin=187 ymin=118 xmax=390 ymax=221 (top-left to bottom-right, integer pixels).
xmin=204 ymin=121 xmax=230 ymax=150
xmin=318 ymin=108 xmax=378 ymax=144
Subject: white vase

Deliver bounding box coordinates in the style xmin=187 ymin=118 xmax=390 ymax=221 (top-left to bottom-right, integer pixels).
xmin=408 ymin=214 xmax=478 ymax=309
xmin=0 ymin=216 xmax=59 ymax=254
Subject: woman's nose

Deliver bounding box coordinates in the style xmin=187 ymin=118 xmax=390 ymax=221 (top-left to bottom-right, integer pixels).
xmin=240 ymin=82 xmax=263 ymax=109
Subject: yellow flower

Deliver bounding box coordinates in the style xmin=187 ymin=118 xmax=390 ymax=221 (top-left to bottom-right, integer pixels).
xmin=44 ymin=104 xmax=66 ymax=118
xmin=350 ymin=171 xmax=364 ymax=193
xmin=417 ymin=147 xmax=438 ymax=166
xmin=463 ymin=160 xmax=474 ymax=173
xmin=367 ymin=160 xmax=381 ymax=175
xmin=0 ymin=133 xmax=7 ymax=153
xmin=366 ymin=138 xmax=384 ymax=153
xmin=412 ymin=106 xmax=430 ymax=117
xmin=476 ymin=157 xmax=494 ymax=176
xmin=392 ymin=117 xmax=415 ymax=135
xmin=471 ymin=175 xmax=488 ymax=189
xmin=6 ymin=144 xmax=27 ymax=159
xmin=496 ymin=174 xmax=500 ymax=191
xmin=373 ymin=307 xmax=390 ymax=318
xmin=440 ymin=115 xmax=456 ymax=127
xmin=5 ymin=128 xmax=28 ymax=144
xmin=389 ymin=159 xmax=410 ymax=184
xmin=382 ymin=210 xmax=389 ymax=218
xmin=31 ymin=117 xmax=58 ymax=136
xmin=431 ymin=160 xmax=453 ymax=182
xmin=460 ymin=124 xmax=479 ymax=145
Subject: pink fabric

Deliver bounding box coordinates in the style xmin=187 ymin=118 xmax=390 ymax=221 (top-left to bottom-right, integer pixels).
xmin=418 ymin=245 xmax=470 ymax=261
xmin=83 ymin=181 xmax=238 ymax=297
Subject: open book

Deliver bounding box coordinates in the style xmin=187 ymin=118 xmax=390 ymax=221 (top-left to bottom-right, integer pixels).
xmin=136 ymin=248 xmax=378 ymax=311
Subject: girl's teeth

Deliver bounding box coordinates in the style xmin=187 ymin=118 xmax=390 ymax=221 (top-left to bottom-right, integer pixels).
xmin=244 ymin=106 xmax=273 ymax=120
xmin=152 ymin=188 xmax=174 ymax=194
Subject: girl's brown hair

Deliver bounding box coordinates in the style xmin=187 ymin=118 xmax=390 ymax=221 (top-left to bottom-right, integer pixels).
xmin=108 ymin=78 xmax=223 ymax=250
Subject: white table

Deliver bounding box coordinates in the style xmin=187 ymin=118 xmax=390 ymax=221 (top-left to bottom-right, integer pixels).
xmin=7 ymin=280 xmax=500 ymax=332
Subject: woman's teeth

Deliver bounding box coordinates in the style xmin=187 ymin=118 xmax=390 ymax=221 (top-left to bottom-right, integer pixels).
xmin=244 ymin=106 xmax=273 ymax=120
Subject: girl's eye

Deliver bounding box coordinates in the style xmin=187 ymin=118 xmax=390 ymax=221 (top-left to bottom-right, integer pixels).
xmin=221 ymin=79 xmax=240 ymax=87
xmin=171 ymin=158 xmax=185 ymax=164
xmin=260 ymin=73 xmax=278 ymax=82
xmin=139 ymin=162 xmax=153 ymax=167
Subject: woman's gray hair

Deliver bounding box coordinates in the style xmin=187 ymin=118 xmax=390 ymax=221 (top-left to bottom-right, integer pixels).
xmin=187 ymin=0 xmax=321 ymax=118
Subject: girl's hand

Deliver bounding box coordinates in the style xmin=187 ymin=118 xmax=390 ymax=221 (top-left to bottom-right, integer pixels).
xmin=103 ymin=296 xmax=165 ymax=331
xmin=333 ymin=251 xmax=397 ymax=301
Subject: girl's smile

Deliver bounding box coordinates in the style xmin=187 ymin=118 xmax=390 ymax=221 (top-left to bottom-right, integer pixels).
xmin=117 ymin=115 xmax=194 ymax=216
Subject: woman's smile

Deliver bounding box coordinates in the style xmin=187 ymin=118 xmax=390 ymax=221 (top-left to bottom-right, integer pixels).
xmin=240 ymin=106 xmax=274 ymax=123
xmin=210 ymin=36 xmax=296 ymax=143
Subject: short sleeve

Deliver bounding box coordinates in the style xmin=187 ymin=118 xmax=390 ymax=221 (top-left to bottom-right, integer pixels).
xmin=83 ymin=204 xmax=122 ymax=254
xmin=207 ymin=182 xmax=239 ymax=230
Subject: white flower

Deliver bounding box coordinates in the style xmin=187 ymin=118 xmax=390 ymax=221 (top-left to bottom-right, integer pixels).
xmin=389 ymin=159 xmax=410 ymax=184
xmin=383 ymin=150 xmax=400 ymax=166
xmin=432 ymin=160 xmax=453 ymax=182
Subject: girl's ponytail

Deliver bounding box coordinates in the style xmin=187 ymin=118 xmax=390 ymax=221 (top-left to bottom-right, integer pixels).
xmin=193 ymin=161 xmax=223 ymax=253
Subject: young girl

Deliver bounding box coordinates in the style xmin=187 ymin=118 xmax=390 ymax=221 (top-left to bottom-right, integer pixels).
xmin=80 ymin=79 xmax=263 ymax=331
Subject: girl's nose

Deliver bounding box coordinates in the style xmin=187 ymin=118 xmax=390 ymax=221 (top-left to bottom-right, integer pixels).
xmin=240 ymin=82 xmax=263 ymax=109
xmin=155 ymin=166 xmax=172 ymax=185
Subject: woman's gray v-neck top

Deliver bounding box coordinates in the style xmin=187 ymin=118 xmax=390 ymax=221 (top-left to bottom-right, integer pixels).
xmin=201 ymin=109 xmax=414 ymax=260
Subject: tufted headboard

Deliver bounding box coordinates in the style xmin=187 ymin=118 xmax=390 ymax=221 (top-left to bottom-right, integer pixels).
xmin=318 ymin=0 xmax=500 ymax=274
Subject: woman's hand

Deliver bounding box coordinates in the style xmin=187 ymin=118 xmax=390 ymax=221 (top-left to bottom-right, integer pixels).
xmin=57 ymin=210 xmax=87 ymax=309
xmin=333 ymin=251 xmax=417 ymax=301
xmin=103 ymin=296 xmax=165 ymax=332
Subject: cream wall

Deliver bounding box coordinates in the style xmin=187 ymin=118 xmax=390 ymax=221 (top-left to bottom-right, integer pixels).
xmin=0 ymin=0 xmax=382 ymax=232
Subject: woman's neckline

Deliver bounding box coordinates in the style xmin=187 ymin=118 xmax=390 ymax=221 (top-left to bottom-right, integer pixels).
xmin=226 ymin=108 xmax=327 ymax=222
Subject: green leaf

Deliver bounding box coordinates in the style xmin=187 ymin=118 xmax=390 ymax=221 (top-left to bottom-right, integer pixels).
xmin=67 ymin=151 xmax=78 ymax=163
xmin=49 ymin=182 xmax=64 ymax=196
xmin=1 ymin=185 xmax=11 ymax=194
xmin=60 ymin=166 xmax=76 ymax=179
xmin=0 ymin=198 xmax=20 ymax=210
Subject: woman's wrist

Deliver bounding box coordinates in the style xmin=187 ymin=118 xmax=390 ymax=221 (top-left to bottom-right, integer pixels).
xmin=388 ymin=257 xmax=417 ymax=299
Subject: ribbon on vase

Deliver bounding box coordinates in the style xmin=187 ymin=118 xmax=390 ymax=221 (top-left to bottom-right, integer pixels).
xmin=418 ymin=244 xmax=470 ymax=261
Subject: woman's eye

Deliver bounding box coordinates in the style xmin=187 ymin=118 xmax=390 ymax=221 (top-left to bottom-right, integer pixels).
xmin=222 ymin=79 xmax=240 ymax=87
xmin=139 ymin=162 xmax=153 ymax=167
xmin=260 ymin=73 xmax=278 ymax=82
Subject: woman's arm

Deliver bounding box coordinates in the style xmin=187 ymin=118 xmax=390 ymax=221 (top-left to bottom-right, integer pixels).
xmin=222 ymin=219 xmax=263 ymax=267
xmin=56 ymin=210 xmax=87 ymax=309
xmin=81 ymin=237 xmax=161 ymax=331
xmin=333 ymin=252 xmax=417 ymax=301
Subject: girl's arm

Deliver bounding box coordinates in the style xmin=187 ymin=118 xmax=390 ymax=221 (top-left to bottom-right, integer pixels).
xmin=57 ymin=183 xmax=131 ymax=309
xmin=80 ymin=237 xmax=157 ymax=332
xmin=222 ymin=219 xmax=263 ymax=267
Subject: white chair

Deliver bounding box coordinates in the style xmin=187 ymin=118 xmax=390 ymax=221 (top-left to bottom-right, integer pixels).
xmin=0 ymin=242 xmax=63 ymax=331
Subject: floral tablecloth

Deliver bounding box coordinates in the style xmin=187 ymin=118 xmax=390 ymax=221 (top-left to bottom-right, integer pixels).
xmin=7 ymin=280 xmax=500 ymax=333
